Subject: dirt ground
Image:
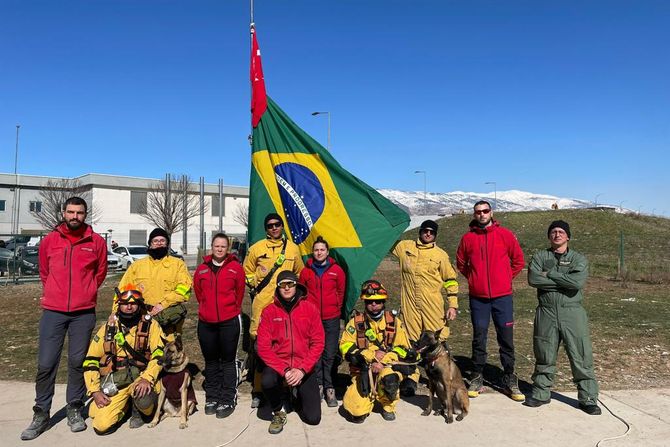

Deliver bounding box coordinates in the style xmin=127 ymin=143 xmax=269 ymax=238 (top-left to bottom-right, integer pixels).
xmin=2 ymin=264 xmax=669 ymax=393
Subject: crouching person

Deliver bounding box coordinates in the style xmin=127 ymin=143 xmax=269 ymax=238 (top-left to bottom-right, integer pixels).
xmin=340 ymin=280 xmax=417 ymax=423
xmin=257 ymin=271 xmax=325 ymax=434
xmin=82 ymin=286 xmax=166 ymax=435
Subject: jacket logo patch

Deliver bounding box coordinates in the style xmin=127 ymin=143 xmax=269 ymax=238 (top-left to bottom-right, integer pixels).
xmin=199 ymin=269 xmax=209 ymax=274
xmin=327 ymin=272 xmax=337 ymax=276
xmin=273 ymin=317 xmax=283 ymax=322
xmin=347 ymin=326 xmax=355 ymax=334
xmin=81 ymin=247 xmax=93 ymax=252
xmin=228 ymin=268 xmax=237 ymax=274
xmin=559 ymin=260 xmax=571 ymax=266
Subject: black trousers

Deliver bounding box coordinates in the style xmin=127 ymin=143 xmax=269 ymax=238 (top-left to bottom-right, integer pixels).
xmin=314 ymin=318 xmax=340 ymax=390
xmin=197 ymin=316 xmax=241 ymax=405
xmin=261 ymin=366 xmax=321 ymax=425
xmin=469 ymin=294 xmax=516 ymax=374
xmin=35 ymin=308 xmax=96 ymax=412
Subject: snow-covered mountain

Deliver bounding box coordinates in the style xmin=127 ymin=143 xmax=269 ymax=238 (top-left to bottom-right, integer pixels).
xmin=378 ymin=189 xmax=593 ymax=216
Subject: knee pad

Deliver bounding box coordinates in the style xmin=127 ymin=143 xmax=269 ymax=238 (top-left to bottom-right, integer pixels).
xmin=133 ymin=391 xmax=157 ymax=411
xmin=379 ymin=374 xmax=400 ymax=400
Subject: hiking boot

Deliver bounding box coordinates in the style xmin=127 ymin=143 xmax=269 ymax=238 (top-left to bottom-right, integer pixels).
xmin=66 ymin=400 xmax=87 ymax=433
xmin=325 ymin=388 xmax=338 ymax=408
xmin=399 ymin=378 xmax=417 ymax=397
xmin=381 ymin=410 xmax=396 ymax=421
xmin=523 ymin=396 xmax=551 ymax=408
xmin=268 ymin=410 xmax=287 ymax=434
xmin=20 ymin=406 xmax=50 ymax=441
xmin=128 ymin=405 xmax=144 ymax=429
xmin=251 ymin=393 xmax=262 ymax=409
xmin=501 ymin=373 xmax=525 ymax=402
xmin=468 ymin=373 xmax=484 ymax=398
xmin=204 ymin=401 xmax=218 ymax=415
xmin=216 ymin=403 xmax=235 ymax=419
xmin=349 ymin=413 xmax=367 ymax=424
xmin=579 ymin=403 xmax=602 ymax=415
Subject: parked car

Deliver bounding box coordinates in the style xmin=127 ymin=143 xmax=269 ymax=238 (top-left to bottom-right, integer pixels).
xmin=19 ymin=246 xmax=40 ymax=275
xmin=0 ymin=248 xmax=19 ymax=274
xmin=112 ymin=245 xmax=149 ymax=269
xmin=169 ymin=248 xmax=184 ymax=260
xmin=3 ymin=235 xmax=38 ymax=252
xmin=107 ymin=251 xmax=124 ymax=271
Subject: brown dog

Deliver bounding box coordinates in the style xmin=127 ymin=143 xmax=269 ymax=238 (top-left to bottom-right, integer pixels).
xmin=148 ymin=336 xmax=197 ymax=429
xmin=415 ymin=328 xmax=469 ymax=423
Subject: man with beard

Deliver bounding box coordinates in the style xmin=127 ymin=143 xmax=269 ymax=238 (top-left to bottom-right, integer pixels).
xmin=83 ymin=286 xmax=166 ymax=434
xmin=21 ymin=197 xmax=108 ymax=441
xmin=115 ymin=228 xmax=192 ymax=337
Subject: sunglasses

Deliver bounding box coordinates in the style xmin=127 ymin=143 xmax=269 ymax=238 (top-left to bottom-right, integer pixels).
xmin=365 ymin=299 xmax=385 ymax=305
xmin=420 ymin=228 xmax=435 ymax=234
xmin=266 ymin=222 xmax=283 ymax=229
xmin=474 ymin=209 xmax=491 ymax=215
xmin=278 ymin=281 xmax=297 ymax=289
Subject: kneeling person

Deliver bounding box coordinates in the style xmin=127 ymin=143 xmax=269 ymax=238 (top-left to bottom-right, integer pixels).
xmin=257 ymin=271 xmax=325 ymax=434
xmin=83 ymin=286 xmax=166 ymax=435
xmin=340 ymin=280 xmax=417 ymax=423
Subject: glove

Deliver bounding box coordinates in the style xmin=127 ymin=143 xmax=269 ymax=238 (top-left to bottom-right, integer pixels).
xmin=358 ymin=369 xmax=371 ymax=396
xmin=345 ymin=350 xmax=367 ymax=369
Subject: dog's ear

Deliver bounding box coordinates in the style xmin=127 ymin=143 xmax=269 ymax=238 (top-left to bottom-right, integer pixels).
xmin=160 ymin=336 xmax=169 ymax=346
xmin=435 ymin=327 xmax=443 ymax=340
xmin=174 ymin=334 xmax=183 ymax=350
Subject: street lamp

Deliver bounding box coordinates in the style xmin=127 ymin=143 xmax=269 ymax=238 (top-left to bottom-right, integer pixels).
xmin=594 ymin=193 xmax=603 ymax=207
xmin=619 ymin=200 xmax=626 ymax=213
xmin=414 ymin=170 xmax=427 ymax=215
xmin=11 ymin=125 xmax=21 ymax=235
xmin=311 ymin=111 xmax=331 ymax=151
xmin=485 ymin=181 xmax=497 ymax=211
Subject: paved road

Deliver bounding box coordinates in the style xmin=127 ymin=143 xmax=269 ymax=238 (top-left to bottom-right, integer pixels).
xmin=2 ymin=381 xmax=669 ymax=446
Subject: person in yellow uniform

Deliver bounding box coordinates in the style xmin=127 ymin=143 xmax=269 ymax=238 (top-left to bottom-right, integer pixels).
xmin=339 ymin=280 xmax=417 ymax=423
xmin=243 ymin=213 xmax=304 ymax=407
xmin=391 ymin=219 xmax=459 ymax=396
xmin=114 ymin=228 xmax=192 ymax=337
xmin=83 ymin=286 xmax=165 ymax=435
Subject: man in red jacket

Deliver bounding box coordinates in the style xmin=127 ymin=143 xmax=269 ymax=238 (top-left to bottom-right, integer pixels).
xmin=21 ymin=197 xmax=108 ymax=441
xmin=456 ymin=200 xmax=525 ymax=402
xmin=257 ymin=271 xmax=325 ymax=434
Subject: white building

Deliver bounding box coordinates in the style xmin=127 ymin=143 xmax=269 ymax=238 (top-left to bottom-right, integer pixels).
xmin=0 ymin=172 xmax=249 ymax=254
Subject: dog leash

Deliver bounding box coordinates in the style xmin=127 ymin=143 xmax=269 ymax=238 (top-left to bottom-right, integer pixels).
xmin=593 ymin=396 xmax=631 ymax=447
xmin=214 ymin=407 xmax=255 ymax=447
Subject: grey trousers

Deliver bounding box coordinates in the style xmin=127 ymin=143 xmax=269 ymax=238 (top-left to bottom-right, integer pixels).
xmin=35 ymin=308 xmax=96 ymax=412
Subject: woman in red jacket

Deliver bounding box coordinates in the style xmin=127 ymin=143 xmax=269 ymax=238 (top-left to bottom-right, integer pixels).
xmin=193 ymin=233 xmax=245 ymax=419
xmin=298 ymin=236 xmax=346 ymax=407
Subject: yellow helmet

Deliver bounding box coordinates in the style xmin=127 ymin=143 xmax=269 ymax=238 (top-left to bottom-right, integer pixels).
xmin=360 ymin=280 xmax=388 ymax=301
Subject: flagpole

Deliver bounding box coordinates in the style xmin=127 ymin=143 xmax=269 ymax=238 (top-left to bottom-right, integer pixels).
xmin=249 ymin=0 xmax=255 ymax=146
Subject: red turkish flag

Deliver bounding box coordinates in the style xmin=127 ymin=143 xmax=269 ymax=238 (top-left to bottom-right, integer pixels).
xmin=250 ymin=26 xmax=267 ymax=128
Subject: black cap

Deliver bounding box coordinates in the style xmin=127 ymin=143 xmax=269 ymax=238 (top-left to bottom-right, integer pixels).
xmin=264 ymin=213 xmax=283 ymax=227
xmin=420 ymin=220 xmax=439 ymax=234
xmin=547 ymin=220 xmax=571 ymax=239
xmin=148 ymin=228 xmax=170 ymax=245
xmin=276 ymin=270 xmax=298 ymax=284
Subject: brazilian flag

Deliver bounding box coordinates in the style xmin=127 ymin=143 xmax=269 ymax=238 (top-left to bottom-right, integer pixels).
xmin=249 ymin=27 xmax=409 ymax=316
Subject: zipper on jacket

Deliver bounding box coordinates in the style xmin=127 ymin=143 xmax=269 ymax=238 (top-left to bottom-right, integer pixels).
xmin=485 ymin=232 xmax=492 ymax=298
xmin=67 ymin=244 xmax=74 ymax=311
xmin=213 ymin=269 xmax=221 ymax=322
xmin=288 ymin=309 xmax=295 ymax=369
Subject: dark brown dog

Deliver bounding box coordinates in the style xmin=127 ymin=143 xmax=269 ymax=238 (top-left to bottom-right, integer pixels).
xmin=148 ymin=336 xmax=197 ymax=429
xmin=415 ymin=328 xmax=469 ymax=423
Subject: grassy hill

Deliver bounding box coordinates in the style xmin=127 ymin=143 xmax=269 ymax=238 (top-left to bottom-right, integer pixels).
xmin=397 ymin=208 xmax=670 ymax=283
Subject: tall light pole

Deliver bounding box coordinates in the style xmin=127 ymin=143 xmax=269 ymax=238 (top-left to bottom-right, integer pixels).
xmin=11 ymin=124 xmax=21 ymax=235
xmin=414 ymin=170 xmax=427 ymax=215
xmin=485 ymin=181 xmax=497 ymax=210
xmin=594 ymin=193 xmax=603 ymax=207
xmin=311 ymin=111 xmax=331 ymax=151
xmin=619 ymin=200 xmax=626 ymax=213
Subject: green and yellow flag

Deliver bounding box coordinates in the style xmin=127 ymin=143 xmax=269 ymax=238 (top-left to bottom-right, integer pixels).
xmin=249 ymin=26 xmax=409 ymax=315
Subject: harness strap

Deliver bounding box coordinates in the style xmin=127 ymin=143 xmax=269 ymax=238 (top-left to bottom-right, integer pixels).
xmin=252 ymin=238 xmax=288 ymax=296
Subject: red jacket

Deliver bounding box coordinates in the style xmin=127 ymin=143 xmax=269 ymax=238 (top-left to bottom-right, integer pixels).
xmin=257 ymin=286 xmax=325 ymax=377
xmin=298 ymin=257 xmax=346 ymax=320
xmin=456 ymin=220 xmax=525 ymax=299
xmin=193 ymin=254 xmax=245 ymax=323
xmin=39 ymin=223 xmax=108 ymax=312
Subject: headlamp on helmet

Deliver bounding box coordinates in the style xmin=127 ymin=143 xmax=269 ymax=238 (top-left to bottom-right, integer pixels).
xmin=360 ymin=280 xmax=388 ymax=301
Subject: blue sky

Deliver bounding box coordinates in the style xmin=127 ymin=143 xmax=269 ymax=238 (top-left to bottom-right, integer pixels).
xmin=2 ymin=0 xmax=669 ymax=215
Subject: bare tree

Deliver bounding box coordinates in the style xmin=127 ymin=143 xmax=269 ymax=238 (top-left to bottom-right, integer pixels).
xmin=232 ymin=202 xmax=249 ymax=228
xmin=31 ymin=178 xmax=99 ymax=230
xmin=139 ymin=174 xmax=206 ymax=238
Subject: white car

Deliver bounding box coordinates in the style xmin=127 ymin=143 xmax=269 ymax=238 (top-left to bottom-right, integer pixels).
xmin=112 ymin=245 xmax=149 ymax=270
xmin=107 ymin=251 xmax=124 ymax=271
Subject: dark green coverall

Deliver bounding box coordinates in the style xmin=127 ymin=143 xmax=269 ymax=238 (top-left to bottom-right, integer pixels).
xmin=527 ymin=248 xmax=599 ymax=405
